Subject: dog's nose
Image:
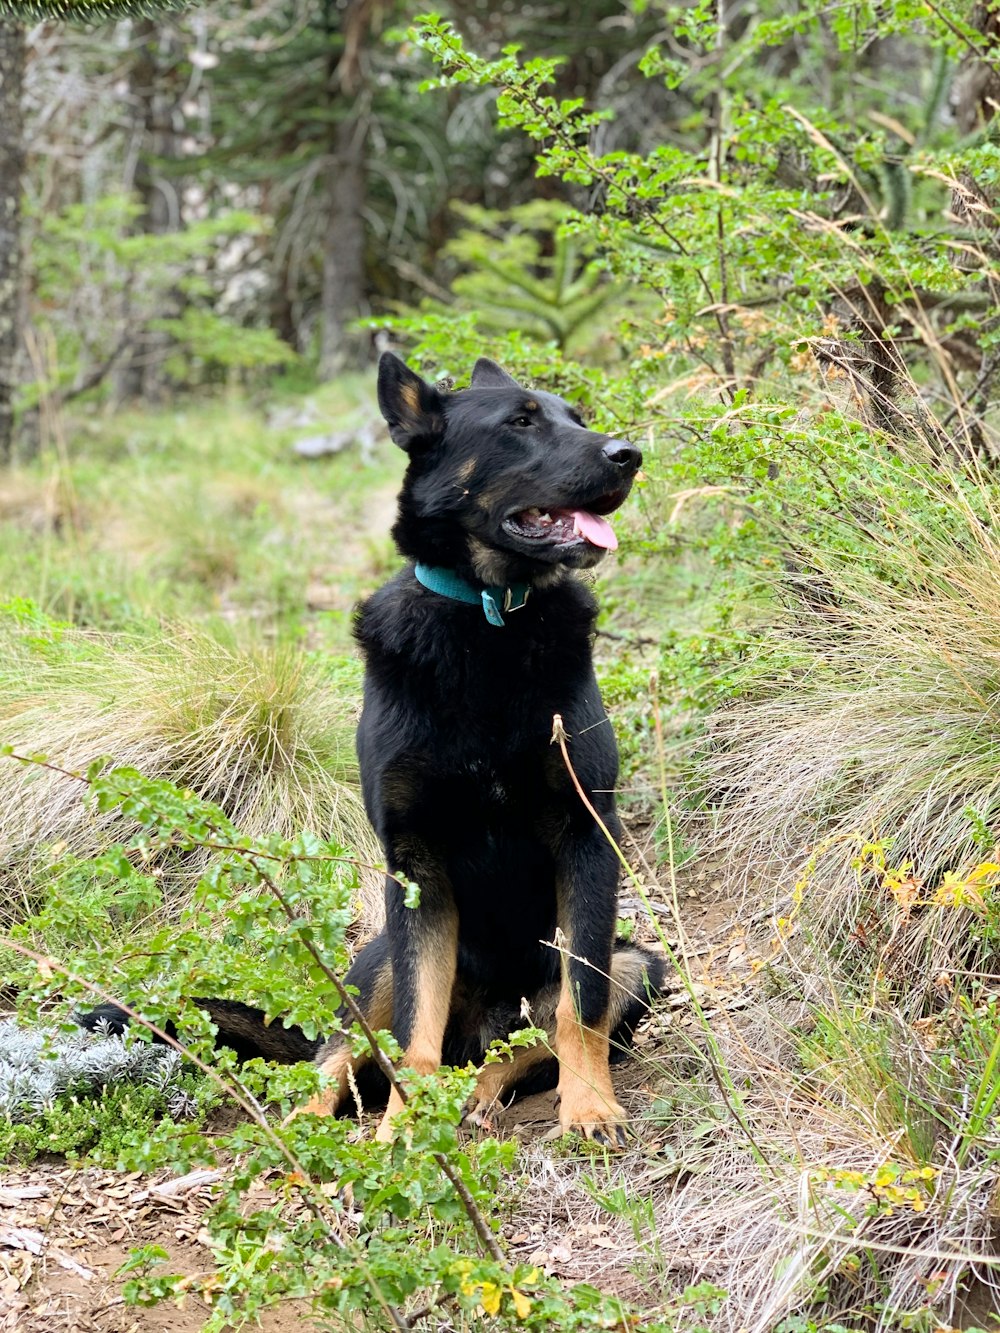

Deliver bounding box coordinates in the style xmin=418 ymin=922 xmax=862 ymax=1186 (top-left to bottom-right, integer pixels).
xmin=602 ymin=439 xmax=642 ymax=471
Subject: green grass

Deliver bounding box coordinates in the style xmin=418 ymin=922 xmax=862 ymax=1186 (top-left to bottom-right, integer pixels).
xmin=0 ymin=378 xmax=403 ymax=644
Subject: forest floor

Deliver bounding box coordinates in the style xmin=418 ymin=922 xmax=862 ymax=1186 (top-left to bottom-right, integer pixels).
xmin=0 ymin=862 xmax=758 ymax=1333
xmin=0 ymin=384 xmax=746 ymax=1330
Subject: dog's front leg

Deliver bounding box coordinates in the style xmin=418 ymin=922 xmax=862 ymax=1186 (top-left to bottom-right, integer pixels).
xmin=554 ymin=826 xmax=627 ymax=1147
xmin=376 ymin=863 xmax=459 ymax=1143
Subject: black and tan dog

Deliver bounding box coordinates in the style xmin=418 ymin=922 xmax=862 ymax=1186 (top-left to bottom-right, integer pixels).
xmin=293 ymin=353 xmax=663 ymax=1145
xmin=84 ymin=354 xmax=663 ymax=1146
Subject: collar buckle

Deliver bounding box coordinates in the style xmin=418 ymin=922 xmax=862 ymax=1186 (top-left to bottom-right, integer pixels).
xmin=414 ymin=563 xmax=532 ymax=627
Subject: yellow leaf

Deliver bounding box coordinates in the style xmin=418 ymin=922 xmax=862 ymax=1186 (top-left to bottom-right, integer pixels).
xmin=511 ymin=1288 xmax=533 ymax=1319
xmin=480 ymin=1283 xmax=502 ymax=1316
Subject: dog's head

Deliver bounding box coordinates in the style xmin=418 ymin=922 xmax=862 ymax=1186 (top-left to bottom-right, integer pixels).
xmin=378 ymin=353 xmax=641 ymax=586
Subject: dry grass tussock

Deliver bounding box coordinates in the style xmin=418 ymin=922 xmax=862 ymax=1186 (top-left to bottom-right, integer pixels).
xmin=512 ymin=989 xmax=1000 ymax=1332
xmin=661 ymin=995 xmax=999 ymax=1332
xmin=0 ymin=615 xmax=382 ymax=926
xmin=695 ymin=462 xmax=1000 ymax=988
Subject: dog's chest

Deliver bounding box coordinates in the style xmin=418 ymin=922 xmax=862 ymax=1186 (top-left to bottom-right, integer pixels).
xmin=465 ymin=757 xmax=512 ymax=804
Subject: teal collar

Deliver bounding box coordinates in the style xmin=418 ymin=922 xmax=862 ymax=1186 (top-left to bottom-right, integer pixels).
xmin=413 ymin=563 xmax=531 ymax=627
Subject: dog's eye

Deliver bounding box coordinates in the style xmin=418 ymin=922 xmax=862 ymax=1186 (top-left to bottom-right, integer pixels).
xmin=510 ymin=415 xmax=534 ymax=429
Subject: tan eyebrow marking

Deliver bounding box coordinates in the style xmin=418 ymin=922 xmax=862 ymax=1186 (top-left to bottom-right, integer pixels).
xmin=524 ymin=399 xmax=538 ymax=411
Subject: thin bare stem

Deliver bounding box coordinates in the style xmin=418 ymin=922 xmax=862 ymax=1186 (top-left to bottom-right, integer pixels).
xmin=549 ymin=713 xmax=773 ymax=1170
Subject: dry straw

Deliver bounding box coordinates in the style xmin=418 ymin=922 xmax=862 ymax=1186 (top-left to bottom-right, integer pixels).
xmin=0 ymin=616 xmax=382 ymax=927
xmin=695 ymin=455 xmax=1000 ymax=990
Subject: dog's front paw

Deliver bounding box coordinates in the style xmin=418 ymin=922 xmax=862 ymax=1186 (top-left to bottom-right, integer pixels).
xmin=374 ymin=1087 xmax=408 ymax=1143
xmin=558 ymin=1093 xmax=628 ymax=1149
xmin=374 ymin=1109 xmax=398 ymax=1143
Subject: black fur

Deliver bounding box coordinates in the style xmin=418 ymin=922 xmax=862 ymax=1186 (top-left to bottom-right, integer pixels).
xmin=78 ymin=999 xmax=320 ymax=1064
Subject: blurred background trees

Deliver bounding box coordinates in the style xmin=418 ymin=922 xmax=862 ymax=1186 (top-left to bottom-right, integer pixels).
xmin=2 ymin=0 xmax=995 ymax=433
xmin=0 ymin=0 xmax=686 ymax=427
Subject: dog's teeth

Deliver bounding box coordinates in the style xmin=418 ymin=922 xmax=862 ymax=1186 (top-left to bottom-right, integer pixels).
xmin=538 ymin=512 xmax=552 ymax=523
xmin=523 ymin=507 xmax=541 ymax=518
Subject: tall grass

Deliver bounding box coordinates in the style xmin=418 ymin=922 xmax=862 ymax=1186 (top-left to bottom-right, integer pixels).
xmin=0 ymin=608 xmax=381 ymax=926
xmin=694 ymin=452 xmax=1000 ymax=992
xmin=627 ymin=988 xmax=1000 ymax=1332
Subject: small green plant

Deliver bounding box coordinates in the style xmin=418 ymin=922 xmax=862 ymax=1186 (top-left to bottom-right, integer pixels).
xmin=0 ymin=1070 xmax=211 ymax=1167
xmin=435 ymin=201 xmax=631 ymax=355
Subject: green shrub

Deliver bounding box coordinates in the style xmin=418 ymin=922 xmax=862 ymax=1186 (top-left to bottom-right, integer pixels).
xmin=5 ymin=761 xmax=683 ymax=1333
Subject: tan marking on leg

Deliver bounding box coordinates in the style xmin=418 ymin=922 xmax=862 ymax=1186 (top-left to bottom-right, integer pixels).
xmin=555 ymin=979 xmax=626 ymax=1146
xmin=285 ymin=1047 xmax=354 ymax=1122
xmin=463 ymin=1040 xmax=555 ymax=1129
xmin=375 ymin=916 xmax=458 ymax=1143
xmin=287 ymin=953 xmax=395 ymax=1123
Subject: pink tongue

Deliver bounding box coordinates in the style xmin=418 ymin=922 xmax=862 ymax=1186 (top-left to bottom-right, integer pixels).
xmin=572 ymin=509 xmax=618 ymax=550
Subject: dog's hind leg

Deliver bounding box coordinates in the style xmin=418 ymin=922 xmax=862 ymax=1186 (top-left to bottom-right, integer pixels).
xmin=463 ymin=943 xmax=662 ymax=1128
xmin=289 ymin=934 xmax=394 ymax=1120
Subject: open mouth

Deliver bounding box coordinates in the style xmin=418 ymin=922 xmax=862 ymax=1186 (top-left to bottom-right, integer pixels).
xmin=502 ymin=496 xmax=625 ymax=552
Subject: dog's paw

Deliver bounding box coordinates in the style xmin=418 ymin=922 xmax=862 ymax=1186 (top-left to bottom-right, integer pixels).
xmin=460 ymin=1095 xmax=497 ymax=1133
xmin=373 ymin=1087 xmax=409 ymax=1143
xmin=558 ymin=1096 xmax=628 ymax=1149
xmin=282 ymin=1090 xmax=337 ymax=1126
xmin=374 ymin=1109 xmax=398 ymax=1143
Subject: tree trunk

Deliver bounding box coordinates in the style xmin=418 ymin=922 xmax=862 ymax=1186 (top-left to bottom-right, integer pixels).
xmin=318 ymin=112 xmax=368 ymax=378
xmin=0 ymin=22 xmax=25 ymax=464
xmin=117 ymin=20 xmax=179 ymax=402
xmin=318 ymin=0 xmax=373 ymax=380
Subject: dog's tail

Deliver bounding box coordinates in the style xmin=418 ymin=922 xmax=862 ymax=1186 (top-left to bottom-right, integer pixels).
xmin=77 ymin=998 xmax=321 ymax=1064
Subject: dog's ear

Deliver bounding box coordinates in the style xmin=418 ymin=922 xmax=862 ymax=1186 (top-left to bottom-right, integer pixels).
xmin=470 ymin=358 xmax=521 ymax=390
xmin=377 ymin=353 xmax=444 ymax=450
